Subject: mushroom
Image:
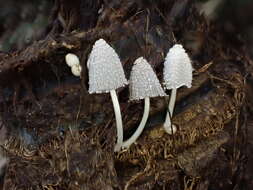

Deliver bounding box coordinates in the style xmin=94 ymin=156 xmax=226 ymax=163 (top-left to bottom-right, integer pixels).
xmin=87 ymin=39 xmax=128 ymax=152
xmin=122 ymin=57 xmax=166 ymax=149
xmin=65 ymin=53 xmax=80 ymax=67
xmin=163 ymin=44 xmax=193 ymax=134
xmin=65 ymin=53 xmax=82 ymax=77
xmin=71 ymin=64 xmax=82 ymax=77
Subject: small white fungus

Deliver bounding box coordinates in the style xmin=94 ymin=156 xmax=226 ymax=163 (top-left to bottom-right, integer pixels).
xmin=65 ymin=53 xmax=80 ymax=67
xmin=71 ymin=64 xmax=82 ymax=77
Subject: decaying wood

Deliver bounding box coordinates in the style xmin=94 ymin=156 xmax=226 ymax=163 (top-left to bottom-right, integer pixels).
xmin=0 ymin=0 xmax=250 ymax=189
xmin=0 ymin=0 xmax=193 ymax=76
xmin=177 ymin=131 xmax=230 ymax=177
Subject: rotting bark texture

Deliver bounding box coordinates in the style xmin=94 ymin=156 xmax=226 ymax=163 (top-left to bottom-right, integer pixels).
xmin=0 ymin=0 xmax=251 ymax=189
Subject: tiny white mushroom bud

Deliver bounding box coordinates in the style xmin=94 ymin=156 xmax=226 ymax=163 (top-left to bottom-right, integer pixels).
xmin=65 ymin=53 xmax=80 ymax=67
xmin=71 ymin=64 xmax=82 ymax=77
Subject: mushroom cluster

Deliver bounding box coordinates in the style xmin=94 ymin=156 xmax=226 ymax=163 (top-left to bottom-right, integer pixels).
xmin=65 ymin=53 xmax=82 ymax=77
xmin=66 ymin=39 xmax=193 ymax=152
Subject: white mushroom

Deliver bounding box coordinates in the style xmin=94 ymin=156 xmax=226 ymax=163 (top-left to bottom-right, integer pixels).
xmin=87 ymin=39 xmax=128 ymax=152
xmin=65 ymin=53 xmax=82 ymax=77
xmin=122 ymin=57 xmax=166 ymax=149
xmin=163 ymin=44 xmax=193 ymax=134
xmin=71 ymin=64 xmax=82 ymax=77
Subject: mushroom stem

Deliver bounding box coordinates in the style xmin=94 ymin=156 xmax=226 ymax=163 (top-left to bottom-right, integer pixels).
xmin=164 ymin=88 xmax=177 ymax=134
xmin=110 ymin=90 xmax=124 ymax=152
xmin=122 ymin=97 xmax=150 ymax=149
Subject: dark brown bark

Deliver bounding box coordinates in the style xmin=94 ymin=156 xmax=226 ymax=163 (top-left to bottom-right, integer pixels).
xmin=0 ymin=0 xmax=251 ymax=189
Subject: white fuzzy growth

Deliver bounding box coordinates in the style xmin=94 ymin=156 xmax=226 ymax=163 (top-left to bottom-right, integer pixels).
xmin=163 ymin=44 xmax=193 ymax=89
xmin=65 ymin=53 xmax=80 ymax=67
xmin=71 ymin=64 xmax=82 ymax=77
xmin=88 ymin=39 xmax=128 ymax=94
xmin=129 ymin=57 xmax=166 ymax=100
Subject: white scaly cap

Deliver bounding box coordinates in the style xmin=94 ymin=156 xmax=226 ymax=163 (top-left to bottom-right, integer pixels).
xmin=163 ymin=44 xmax=193 ymax=89
xmin=129 ymin=57 xmax=166 ymax=100
xmin=88 ymin=39 xmax=128 ymax=93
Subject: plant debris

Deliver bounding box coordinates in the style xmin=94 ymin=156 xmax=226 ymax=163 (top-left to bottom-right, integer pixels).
xmin=0 ymin=0 xmax=251 ymax=189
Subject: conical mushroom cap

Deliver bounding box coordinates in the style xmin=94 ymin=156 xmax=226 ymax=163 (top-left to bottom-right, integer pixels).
xmin=163 ymin=44 xmax=193 ymax=89
xmin=129 ymin=57 xmax=166 ymax=101
xmin=88 ymin=39 xmax=128 ymax=94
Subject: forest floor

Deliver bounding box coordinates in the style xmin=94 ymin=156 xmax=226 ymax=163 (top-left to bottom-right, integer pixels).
xmin=0 ymin=0 xmax=253 ymax=189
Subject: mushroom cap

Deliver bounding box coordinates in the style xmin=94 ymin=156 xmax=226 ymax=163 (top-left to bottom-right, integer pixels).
xmin=129 ymin=57 xmax=166 ymax=101
xmin=65 ymin=53 xmax=80 ymax=67
xmin=87 ymin=39 xmax=128 ymax=94
xmin=163 ymin=44 xmax=193 ymax=89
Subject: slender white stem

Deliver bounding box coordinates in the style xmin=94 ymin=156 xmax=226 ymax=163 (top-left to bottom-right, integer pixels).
xmin=164 ymin=88 xmax=177 ymax=134
xmin=168 ymin=88 xmax=177 ymax=115
xmin=110 ymin=90 xmax=124 ymax=152
xmin=122 ymin=97 xmax=150 ymax=149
